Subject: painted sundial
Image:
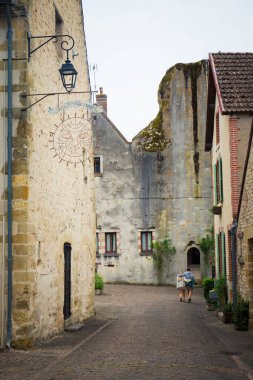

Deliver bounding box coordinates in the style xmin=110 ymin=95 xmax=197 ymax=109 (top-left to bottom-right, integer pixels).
xmin=50 ymin=112 xmax=93 ymax=166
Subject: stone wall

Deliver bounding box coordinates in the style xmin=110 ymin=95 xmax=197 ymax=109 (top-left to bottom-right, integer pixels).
xmin=237 ymin=128 xmax=253 ymax=327
xmin=0 ymin=0 xmax=95 ymax=348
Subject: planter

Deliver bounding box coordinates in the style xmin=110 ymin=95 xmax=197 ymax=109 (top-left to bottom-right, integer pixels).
xmin=222 ymin=311 xmax=233 ymax=324
xmin=211 ymin=205 xmax=222 ymax=215
xmin=234 ymin=319 xmax=248 ymax=331
xmin=95 ymin=289 xmax=103 ymax=295
xmin=206 ymin=303 xmax=216 ymax=311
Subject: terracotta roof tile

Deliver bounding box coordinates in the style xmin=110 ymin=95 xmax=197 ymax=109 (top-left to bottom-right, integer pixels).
xmin=211 ymin=52 xmax=253 ymax=113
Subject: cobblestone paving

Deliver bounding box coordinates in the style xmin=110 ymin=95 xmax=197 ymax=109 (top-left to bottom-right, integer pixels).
xmin=1 ymin=285 xmax=253 ymax=380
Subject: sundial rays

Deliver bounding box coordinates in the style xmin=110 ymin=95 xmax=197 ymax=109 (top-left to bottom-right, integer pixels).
xmin=49 ymin=111 xmax=93 ymax=167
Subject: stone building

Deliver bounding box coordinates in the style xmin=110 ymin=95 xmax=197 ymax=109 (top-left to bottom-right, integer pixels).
xmin=93 ymin=61 xmax=213 ymax=285
xmin=0 ymin=0 xmax=96 ymax=348
xmin=237 ymin=119 xmax=253 ymax=327
xmin=205 ymin=53 xmax=253 ymax=302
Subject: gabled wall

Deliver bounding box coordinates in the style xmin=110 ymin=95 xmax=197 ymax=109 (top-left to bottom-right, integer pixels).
xmin=94 ymin=61 xmax=213 ymax=285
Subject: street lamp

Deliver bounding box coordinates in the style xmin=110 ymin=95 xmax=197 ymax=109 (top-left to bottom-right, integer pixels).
xmin=59 ymin=52 xmax=78 ymax=93
xmin=27 ymin=33 xmax=78 ymax=92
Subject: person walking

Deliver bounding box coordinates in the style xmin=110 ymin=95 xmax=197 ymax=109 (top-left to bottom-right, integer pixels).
xmin=176 ymin=270 xmax=185 ymax=302
xmin=183 ymin=267 xmax=195 ymax=303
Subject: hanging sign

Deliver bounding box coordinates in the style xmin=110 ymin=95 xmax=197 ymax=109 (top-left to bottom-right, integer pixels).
xmin=48 ymin=100 xmax=103 ymax=115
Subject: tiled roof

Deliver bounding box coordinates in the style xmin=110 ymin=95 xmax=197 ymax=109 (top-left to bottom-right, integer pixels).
xmin=211 ymin=52 xmax=253 ymax=113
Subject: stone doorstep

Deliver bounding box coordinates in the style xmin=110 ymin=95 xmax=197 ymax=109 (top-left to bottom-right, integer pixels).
xmin=64 ymin=323 xmax=84 ymax=333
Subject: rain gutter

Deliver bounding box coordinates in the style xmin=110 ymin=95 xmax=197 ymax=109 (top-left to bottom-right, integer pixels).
xmin=5 ymin=3 xmax=13 ymax=348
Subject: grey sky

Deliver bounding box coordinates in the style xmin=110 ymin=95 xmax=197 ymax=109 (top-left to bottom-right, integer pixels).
xmin=83 ymin=0 xmax=253 ymax=140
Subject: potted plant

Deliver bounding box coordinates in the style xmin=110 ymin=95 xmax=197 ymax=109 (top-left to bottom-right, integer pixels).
xmin=214 ymin=276 xmax=227 ymax=307
xmin=206 ymin=299 xmax=217 ymax=311
xmin=234 ymin=295 xmax=249 ymax=331
xmin=202 ymin=277 xmax=214 ymax=300
xmin=202 ymin=277 xmax=216 ymax=310
xmin=222 ymin=303 xmax=233 ymax=323
xmin=95 ymin=273 xmax=104 ymax=295
xmin=211 ymin=205 xmax=222 ymax=215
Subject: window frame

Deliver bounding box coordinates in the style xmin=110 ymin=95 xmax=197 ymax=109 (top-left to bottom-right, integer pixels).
xmin=141 ymin=231 xmax=153 ymax=256
xmin=213 ymin=157 xmax=223 ymax=205
xmin=54 ymin=6 xmax=63 ymax=58
xmin=94 ymin=155 xmax=103 ymax=175
xmin=105 ymin=232 xmax=117 ymax=256
xmin=215 ymin=111 xmax=220 ymax=145
xmin=96 ymin=233 xmax=100 ymax=257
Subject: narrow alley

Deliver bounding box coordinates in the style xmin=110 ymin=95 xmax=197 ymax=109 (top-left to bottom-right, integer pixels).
xmin=1 ymin=285 xmax=253 ymax=380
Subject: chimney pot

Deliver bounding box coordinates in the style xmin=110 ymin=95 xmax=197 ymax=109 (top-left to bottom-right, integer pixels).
xmin=96 ymin=87 xmax=107 ymax=114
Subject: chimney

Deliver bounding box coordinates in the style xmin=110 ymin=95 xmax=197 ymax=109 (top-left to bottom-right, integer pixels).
xmin=96 ymin=87 xmax=107 ymax=114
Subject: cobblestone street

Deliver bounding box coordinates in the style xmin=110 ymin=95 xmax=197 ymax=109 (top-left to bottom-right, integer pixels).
xmin=1 ymin=284 xmax=253 ymax=380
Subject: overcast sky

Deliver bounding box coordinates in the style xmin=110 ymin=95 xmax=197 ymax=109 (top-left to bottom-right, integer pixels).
xmin=83 ymin=0 xmax=253 ymax=141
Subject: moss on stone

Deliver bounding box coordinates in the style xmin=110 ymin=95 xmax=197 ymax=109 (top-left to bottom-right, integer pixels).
xmin=136 ymin=108 xmax=169 ymax=152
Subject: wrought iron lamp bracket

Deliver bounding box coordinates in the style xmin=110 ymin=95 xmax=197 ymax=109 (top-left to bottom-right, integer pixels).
xmin=27 ymin=32 xmax=75 ymax=61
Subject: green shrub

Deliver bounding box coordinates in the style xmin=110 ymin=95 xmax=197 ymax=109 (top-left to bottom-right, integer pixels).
xmin=95 ymin=273 xmax=104 ymax=290
xmin=223 ymin=303 xmax=233 ymax=313
xmin=214 ymin=276 xmax=227 ymax=306
xmin=202 ymin=277 xmax=214 ymax=300
xmin=199 ymin=226 xmax=214 ymax=263
xmin=234 ymin=295 xmax=249 ymax=330
xmin=152 ymin=238 xmax=176 ymax=284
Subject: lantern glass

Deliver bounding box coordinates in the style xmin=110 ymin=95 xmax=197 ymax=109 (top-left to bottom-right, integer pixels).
xmin=59 ymin=59 xmax=78 ymax=92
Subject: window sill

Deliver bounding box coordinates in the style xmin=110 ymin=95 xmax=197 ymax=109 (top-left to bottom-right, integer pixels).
xmin=140 ymin=252 xmax=153 ymax=256
xmin=94 ymin=173 xmax=103 ymax=177
xmin=103 ymin=253 xmax=119 ymax=258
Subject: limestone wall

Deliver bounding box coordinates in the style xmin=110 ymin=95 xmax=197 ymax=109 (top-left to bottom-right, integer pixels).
xmin=0 ymin=0 xmax=95 ymax=347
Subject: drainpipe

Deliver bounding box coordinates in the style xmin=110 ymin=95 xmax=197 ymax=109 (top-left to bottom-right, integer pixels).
xmin=5 ymin=3 xmax=13 ymax=348
xmin=230 ymin=220 xmax=237 ymax=308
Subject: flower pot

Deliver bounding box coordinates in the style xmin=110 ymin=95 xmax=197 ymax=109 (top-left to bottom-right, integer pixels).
xmin=95 ymin=288 xmax=103 ymax=295
xmin=212 ymin=205 xmax=222 ymax=215
xmin=234 ymin=319 xmax=248 ymax=331
xmin=206 ymin=303 xmax=216 ymax=311
xmin=222 ymin=311 xmax=233 ymax=323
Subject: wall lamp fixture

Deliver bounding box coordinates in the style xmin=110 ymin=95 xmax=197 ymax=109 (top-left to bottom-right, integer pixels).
xmin=27 ymin=32 xmax=77 ymax=92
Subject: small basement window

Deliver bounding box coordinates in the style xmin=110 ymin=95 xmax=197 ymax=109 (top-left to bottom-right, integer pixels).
xmin=94 ymin=156 xmax=103 ymax=175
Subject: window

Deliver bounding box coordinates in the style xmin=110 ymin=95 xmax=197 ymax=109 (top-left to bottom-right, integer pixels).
xmin=213 ymin=157 xmax=223 ymax=205
xmin=94 ymin=157 xmax=101 ymax=173
xmin=216 ymin=111 xmax=220 ymax=145
xmin=94 ymin=156 xmax=103 ymax=175
xmin=105 ymin=233 xmax=117 ymax=255
xmin=216 ymin=231 xmax=226 ymax=277
xmin=55 ymin=7 xmax=63 ymax=57
xmin=96 ymin=233 xmax=99 ymax=256
xmin=141 ymin=231 xmax=153 ymax=255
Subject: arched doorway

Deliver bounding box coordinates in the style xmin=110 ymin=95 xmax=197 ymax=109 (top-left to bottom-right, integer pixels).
xmin=187 ymin=247 xmax=201 ymax=284
xmin=187 ymin=247 xmax=200 ymax=266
